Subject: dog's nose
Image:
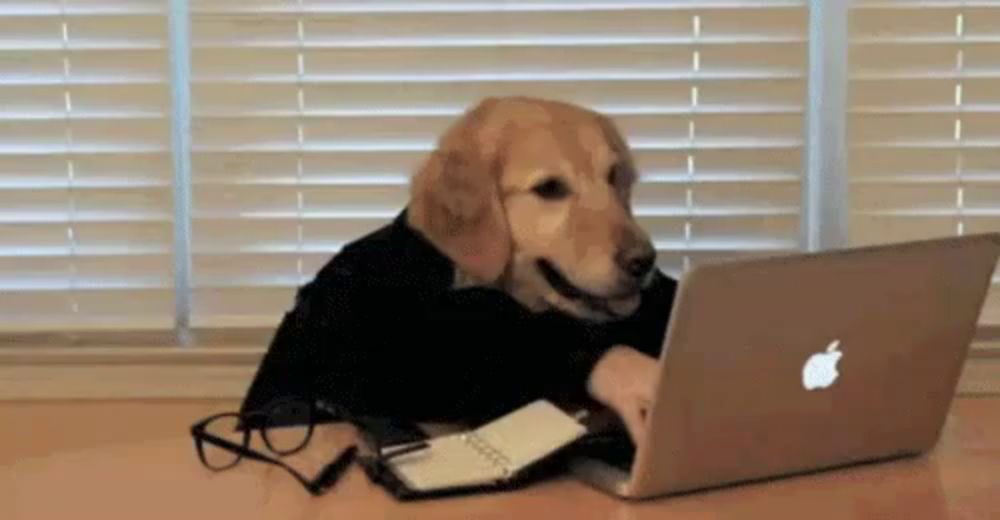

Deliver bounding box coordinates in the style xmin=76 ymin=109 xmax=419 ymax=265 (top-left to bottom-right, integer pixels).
xmin=618 ymin=247 xmax=656 ymax=280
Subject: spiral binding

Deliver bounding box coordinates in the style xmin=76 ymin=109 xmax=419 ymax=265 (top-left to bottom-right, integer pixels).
xmin=460 ymin=432 xmax=513 ymax=477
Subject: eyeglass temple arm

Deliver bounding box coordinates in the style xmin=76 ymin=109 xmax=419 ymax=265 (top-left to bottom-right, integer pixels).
xmin=271 ymin=445 xmax=358 ymax=496
xmin=197 ymin=428 xmax=358 ymax=496
xmin=309 ymin=445 xmax=358 ymax=494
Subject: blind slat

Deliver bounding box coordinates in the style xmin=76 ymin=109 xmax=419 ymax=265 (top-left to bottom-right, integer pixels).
xmin=189 ymin=1 xmax=807 ymax=14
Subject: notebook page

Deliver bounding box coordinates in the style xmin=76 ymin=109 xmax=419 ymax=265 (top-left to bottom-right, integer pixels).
xmin=388 ymin=433 xmax=506 ymax=492
xmin=473 ymin=400 xmax=587 ymax=473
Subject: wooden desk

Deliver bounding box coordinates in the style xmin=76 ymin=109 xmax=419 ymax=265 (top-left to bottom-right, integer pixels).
xmin=1 ymin=398 xmax=997 ymax=519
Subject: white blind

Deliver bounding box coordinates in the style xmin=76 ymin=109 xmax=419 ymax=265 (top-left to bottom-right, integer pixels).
xmin=848 ymin=0 xmax=1000 ymax=325
xmin=0 ymin=0 xmax=173 ymax=332
xmin=189 ymin=0 xmax=809 ymax=328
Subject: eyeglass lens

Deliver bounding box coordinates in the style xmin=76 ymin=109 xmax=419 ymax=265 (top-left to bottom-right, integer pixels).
xmin=201 ymin=414 xmax=248 ymax=470
xmin=262 ymin=400 xmax=313 ymax=455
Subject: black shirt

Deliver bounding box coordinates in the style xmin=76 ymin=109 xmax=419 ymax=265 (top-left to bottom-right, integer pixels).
xmin=239 ymin=209 xmax=678 ymax=425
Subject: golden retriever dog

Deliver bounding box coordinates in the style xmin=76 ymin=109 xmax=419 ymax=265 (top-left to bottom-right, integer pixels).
xmin=241 ymin=96 xmax=676 ymax=446
xmin=409 ymin=96 xmax=659 ymax=322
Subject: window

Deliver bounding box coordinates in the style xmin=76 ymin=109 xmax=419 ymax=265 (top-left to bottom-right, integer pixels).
xmin=186 ymin=0 xmax=809 ymax=329
xmin=848 ymin=0 xmax=1000 ymax=328
xmin=0 ymin=0 xmax=173 ymax=333
xmin=0 ymin=1 xmax=996 ymax=375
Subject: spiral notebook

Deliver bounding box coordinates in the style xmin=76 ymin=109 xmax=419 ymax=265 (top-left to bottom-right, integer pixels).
xmin=362 ymin=400 xmax=589 ymax=499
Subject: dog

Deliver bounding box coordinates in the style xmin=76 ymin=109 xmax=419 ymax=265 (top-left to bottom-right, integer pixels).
xmin=240 ymin=97 xmax=678 ymax=439
xmin=409 ymin=96 xmax=659 ymax=322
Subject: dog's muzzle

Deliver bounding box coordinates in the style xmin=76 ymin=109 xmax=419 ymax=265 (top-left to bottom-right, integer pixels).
xmin=535 ymin=258 xmax=636 ymax=319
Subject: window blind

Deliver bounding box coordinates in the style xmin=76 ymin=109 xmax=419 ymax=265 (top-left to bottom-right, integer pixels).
xmin=848 ymin=0 xmax=1000 ymax=326
xmin=0 ymin=0 xmax=173 ymax=332
xmin=189 ymin=0 xmax=809 ymax=328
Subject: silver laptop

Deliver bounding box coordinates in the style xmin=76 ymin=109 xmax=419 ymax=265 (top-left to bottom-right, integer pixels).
xmin=569 ymin=232 xmax=1000 ymax=499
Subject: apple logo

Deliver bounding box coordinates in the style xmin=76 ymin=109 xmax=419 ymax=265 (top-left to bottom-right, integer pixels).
xmin=802 ymin=340 xmax=843 ymax=391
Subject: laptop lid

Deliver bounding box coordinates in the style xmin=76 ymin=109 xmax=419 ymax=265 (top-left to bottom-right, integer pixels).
xmin=626 ymin=232 xmax=1000 ymax=497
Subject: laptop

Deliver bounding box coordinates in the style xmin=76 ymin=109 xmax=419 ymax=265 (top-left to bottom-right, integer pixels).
xmin=568 ymin=232 xmax=1000 ymax=499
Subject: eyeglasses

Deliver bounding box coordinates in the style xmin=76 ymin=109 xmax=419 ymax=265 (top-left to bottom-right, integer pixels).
xmin=189 ymin=397 xmax=358 ymax=496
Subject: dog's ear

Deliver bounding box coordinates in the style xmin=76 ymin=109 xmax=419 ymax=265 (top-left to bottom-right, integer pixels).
xmin=595 ymin=112 xmax=639 ymax=206
xmin=408 ymin=98 xmax=512 ymax=284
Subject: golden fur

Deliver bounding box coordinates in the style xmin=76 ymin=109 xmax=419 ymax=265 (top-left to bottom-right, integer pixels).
xmin=408 ymin=96 xmax=656 ymax=322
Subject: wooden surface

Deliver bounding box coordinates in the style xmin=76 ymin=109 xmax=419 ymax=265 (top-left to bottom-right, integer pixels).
xmin=1 ymin=398 xmax=998 ymax=519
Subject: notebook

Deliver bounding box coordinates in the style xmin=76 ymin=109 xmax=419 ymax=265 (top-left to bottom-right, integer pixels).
xmin=360 ymin=400 xmax=589 ymax=499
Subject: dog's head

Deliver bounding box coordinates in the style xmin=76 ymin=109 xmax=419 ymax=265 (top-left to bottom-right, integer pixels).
xmin=408 ymin=96 xmax=656 ymax=322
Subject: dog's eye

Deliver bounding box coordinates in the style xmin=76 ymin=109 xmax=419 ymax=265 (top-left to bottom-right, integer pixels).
xmin=532 ymin=178 xmax=570 ymax=200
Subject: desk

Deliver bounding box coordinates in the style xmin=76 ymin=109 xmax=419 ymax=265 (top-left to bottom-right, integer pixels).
xmin=1 ymin=398 xmax=998 ymax=519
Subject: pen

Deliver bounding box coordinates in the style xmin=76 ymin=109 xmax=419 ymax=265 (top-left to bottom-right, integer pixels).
xmin=380 ymin=441 xmax=431 ymax=461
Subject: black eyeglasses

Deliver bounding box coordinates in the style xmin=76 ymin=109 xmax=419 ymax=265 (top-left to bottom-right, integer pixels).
xmin=189 ymin=398 xmax=358 ymax=496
